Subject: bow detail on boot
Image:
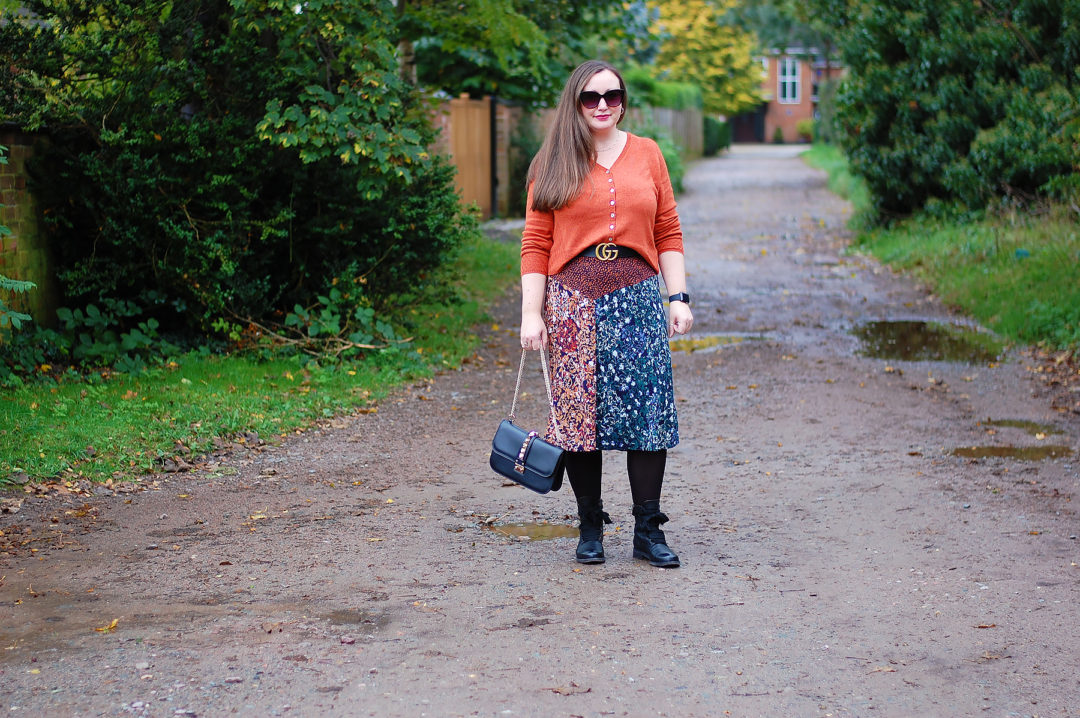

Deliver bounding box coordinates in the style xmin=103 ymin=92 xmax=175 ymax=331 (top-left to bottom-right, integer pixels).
xmin=632 ymin=500 xmax=681 ymax=567
xmin=576 ymin=496 xmax=612 ymax=564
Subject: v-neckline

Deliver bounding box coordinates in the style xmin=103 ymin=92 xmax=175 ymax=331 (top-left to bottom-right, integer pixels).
xmin=596 ymin=133 xmax=630 ymax=171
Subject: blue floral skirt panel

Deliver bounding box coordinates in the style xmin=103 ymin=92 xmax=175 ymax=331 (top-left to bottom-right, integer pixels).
xmin=545 ymin=255 xmax=679 ymax=452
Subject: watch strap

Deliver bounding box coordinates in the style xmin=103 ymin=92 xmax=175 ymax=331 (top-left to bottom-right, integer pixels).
xmin=668 ymin=292 xmax=690 ymax=305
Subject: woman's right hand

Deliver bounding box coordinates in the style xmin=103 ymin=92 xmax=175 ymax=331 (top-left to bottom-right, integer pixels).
xmin=520 ymin=311 xmax=547 ymax=351
xmin=520 ymin=272 xmax=548 ymax=351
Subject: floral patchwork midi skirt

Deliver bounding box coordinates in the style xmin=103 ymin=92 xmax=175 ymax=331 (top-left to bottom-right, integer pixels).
xmin=544 ymin=254 xmax=679 ymax=452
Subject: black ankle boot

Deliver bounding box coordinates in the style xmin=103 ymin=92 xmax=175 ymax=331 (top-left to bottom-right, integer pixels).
xmin=632 ymin=500 xmax=680 ymax=567
xmin=575 ymin=496 xmax=612 ymax=564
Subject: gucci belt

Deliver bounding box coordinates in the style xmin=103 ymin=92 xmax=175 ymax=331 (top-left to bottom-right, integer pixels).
xmin=588 ymin=244 xmax=637 ymax=261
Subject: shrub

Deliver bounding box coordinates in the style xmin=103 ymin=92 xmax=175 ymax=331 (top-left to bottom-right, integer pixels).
xmin=2 ymin=1 xmax=475 ymax=343
xmin=772 ymin=126 xmax=785 ymax=144
xmin=703 ymin=116 xmax=731 ymax=156
xmin=509 ymin=113 xmax=542 ymax=216
xmin=624 ymin=67 xmax=703 ymax=110
xmin=796 ymin=119 xmax=815 ymax=142
xmin=630 ymin=125 xmax=685 ymax=194
xmin=810 ymin=0 xmax=1080 ymax=220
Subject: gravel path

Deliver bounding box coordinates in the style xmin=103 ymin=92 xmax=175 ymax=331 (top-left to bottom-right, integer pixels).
xmin=2 ymin=144 xmax=1078 ymax=717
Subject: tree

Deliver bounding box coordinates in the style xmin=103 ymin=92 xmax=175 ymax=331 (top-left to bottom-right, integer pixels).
xmin=400 ymin=0 xmax=636 ymax=104
xmin=736 ymin=0 xmax=837 ymax=55
xmin=650 ymin=0 xmax=762 ymax=116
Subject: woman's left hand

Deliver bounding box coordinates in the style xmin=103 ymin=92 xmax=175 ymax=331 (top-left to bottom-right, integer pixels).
xmin=668 ymin=301 xmax=693 ymax=337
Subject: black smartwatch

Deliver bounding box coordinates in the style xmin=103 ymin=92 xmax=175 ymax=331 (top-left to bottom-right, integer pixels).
xmin=668 ymin=292 xmax=690 ymax=306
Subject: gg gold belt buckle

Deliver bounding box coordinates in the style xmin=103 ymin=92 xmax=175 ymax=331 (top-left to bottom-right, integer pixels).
xmin=594 ymin=243 xmax=617 ymax=261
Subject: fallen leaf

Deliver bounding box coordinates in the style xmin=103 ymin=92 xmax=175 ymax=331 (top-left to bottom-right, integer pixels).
xmin=94 ymin=618 xmax=119 ymax=633
xmin=975 ymin=623 xmax=997 ymax=629
xmin=546 ymin=682 xmax=592 ymax=696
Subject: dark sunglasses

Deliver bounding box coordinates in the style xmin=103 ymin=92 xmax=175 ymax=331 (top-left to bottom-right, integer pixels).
xmin=579 ymin=89 xmax=625 ymax=109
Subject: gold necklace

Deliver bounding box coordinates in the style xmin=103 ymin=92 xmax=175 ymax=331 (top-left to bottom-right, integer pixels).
xmin=595 ymin=134 xmax=621 ymax=152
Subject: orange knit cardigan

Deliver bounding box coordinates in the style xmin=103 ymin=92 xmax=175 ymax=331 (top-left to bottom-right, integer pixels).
xmin=521 ymin=133 xmax=684 ymax=276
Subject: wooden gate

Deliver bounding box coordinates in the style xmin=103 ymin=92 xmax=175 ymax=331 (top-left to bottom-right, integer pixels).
xmin=430 ymin=95 xmax=493 ymax=219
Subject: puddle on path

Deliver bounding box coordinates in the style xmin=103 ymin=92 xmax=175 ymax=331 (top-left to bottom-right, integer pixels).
xmin=852 ymin=320 xmax=1002 ymax=363
xmin=321 ymin=609 xmax=385 ymax=627
xmin=670 ymin=334 xmax=754 ymax=353
xmin=950 ymin=445 xmax=1074 ymax=460
xmin=981 ymin=419 xmax=1063 ymax=436
xmin=482 ymin=522 xmax=578 ymax=540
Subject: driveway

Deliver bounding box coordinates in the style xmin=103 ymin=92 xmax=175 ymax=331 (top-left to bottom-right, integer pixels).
xmin=2 ymin=145 xmax=1078 ymax=717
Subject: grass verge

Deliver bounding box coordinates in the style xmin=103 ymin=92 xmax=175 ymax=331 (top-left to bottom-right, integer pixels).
xmin=0 ymin=231 xmax=521 ymax=487
xmin=804 ymin=143 xmax=1080 ymax=351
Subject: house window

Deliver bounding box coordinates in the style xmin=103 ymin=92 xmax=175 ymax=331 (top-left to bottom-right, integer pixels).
xmin=778 ymin=57 xmax=800 ymax=104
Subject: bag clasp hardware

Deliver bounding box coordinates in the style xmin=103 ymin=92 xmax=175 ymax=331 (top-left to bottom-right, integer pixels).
xmin=515 ymin=431 xmax=539 ymax=473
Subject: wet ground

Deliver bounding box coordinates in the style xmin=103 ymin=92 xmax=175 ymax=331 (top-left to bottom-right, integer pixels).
xmin=2 ymin=144 xmax=1079 ymax=717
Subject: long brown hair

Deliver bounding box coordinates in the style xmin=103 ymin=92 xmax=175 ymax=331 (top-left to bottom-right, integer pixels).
xmin=527 ymin=60 xmax=627 ymax=212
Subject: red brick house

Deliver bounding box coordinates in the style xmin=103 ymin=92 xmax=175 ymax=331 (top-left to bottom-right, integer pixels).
xmin=730 ymin=50 xmax=844 ymax=144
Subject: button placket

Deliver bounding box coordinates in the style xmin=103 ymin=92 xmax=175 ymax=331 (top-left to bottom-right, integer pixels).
xmin=606 ymin=171 xmax=616 ymax=242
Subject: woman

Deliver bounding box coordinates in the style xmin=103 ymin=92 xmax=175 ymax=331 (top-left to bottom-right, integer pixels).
xmin=520 ymin=60 xmax=693 ymax=567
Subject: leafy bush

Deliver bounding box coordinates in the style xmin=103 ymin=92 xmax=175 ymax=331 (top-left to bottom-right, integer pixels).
xmin=629 ymin=124 xmax=685 ymax=194
xmin=1 ymin=1 xmax=475 ymax=344
xmin=0 ymin=275 xmax=34 ymax=332
xmin=810 ymin=0 xmax=1080 ymax=220
xmin=772 ymin=127 xmax=785 ymax=144
xmin=509 ymin=114 xmax=542 ymax=216
xmin=624 ymin=67 xmax=703 ymax=110
xmin=703 ymin=116 xmax=731 ymax=156
xmin=813 ymin=78 xmax=841 ymax=145
xmin=796 ymin=119 xmax=815 ymax=141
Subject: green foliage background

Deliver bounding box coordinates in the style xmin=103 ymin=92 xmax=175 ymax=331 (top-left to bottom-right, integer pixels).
xmin=1 ymin=0 xmax=472 ymax=342
xmin=805 ymin=0 xmax=1080 ymax=220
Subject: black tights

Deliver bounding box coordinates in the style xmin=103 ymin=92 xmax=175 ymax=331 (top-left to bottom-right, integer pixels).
xmin=564 ymin=449 xmax=667 ymax=505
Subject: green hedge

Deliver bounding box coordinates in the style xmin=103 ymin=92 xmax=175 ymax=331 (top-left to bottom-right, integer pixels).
xmin=811 ymin=0 xmax=1080 ymax=220
xmin=624 ymin=67 xmax=704 ymax=111
xmin=703 ymin=116 xmax=731 ymax=156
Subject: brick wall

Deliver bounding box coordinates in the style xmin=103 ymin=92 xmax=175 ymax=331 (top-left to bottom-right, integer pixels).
xmin=0 ymin=131 xmax=59 ymax=327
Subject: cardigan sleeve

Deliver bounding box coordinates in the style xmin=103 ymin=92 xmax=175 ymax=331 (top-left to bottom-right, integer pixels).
xmin=521 ymin=182 xmax=554 ymax=275
xmin=651 ymin=142 xmax=684 ymax=255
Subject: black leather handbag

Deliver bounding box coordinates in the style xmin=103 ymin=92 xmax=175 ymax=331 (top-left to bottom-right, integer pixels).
xmin=489 ymin=349 xmax=566 ymax=494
